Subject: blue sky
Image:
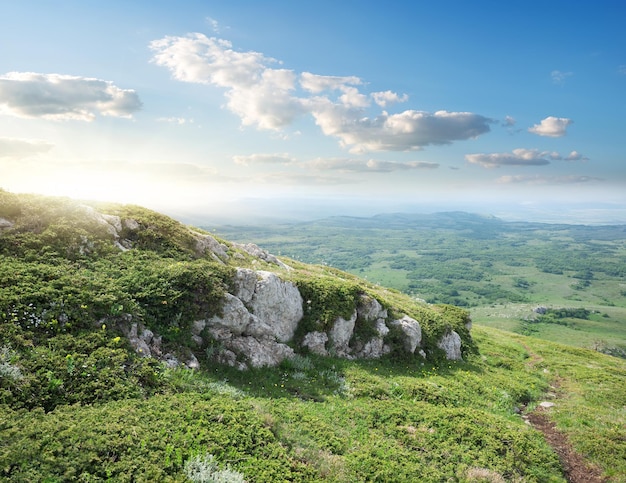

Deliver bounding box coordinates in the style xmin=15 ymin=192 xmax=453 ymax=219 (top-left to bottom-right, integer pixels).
xmin=1 ymin=1 xmax=625 ymax=223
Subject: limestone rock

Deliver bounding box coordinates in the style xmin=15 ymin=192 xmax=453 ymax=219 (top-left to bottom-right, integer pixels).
xmin=330 ymin=311 xmax=357 ymax=356
xmin=206 ymin=293 xmax=254 ymax=336
xmin=0 ymin=217 xmax=14 ymax=230
xmin=437 ymin=330 xmax=463 ymax=360
xmin=233 ymin=268 xmax=257 ymax=304
xmin=193 ymin=232 xmax=229 ymax=261
xmin=123 ymin=218 xmax=140 ymax=231
xmin=353 ymin=319 xmax=390 ymax=359
xmin=357 ymin=294 xmax=388 ymax=322
xmin=390 ymin=315 xmax=422 ymax=353
xmin=302 ymin=331 xmax=329 ymax=356
xmin=236 ymin=243 xmax=291 ymax=270
xmin=226 ymin=336 xmax=295 ymax=368
xmin=249 ymin=271 xmax=303 ymax=342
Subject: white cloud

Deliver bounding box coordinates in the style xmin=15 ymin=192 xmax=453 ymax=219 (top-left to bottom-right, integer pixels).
xmin=300 ymin=72 xmax=363 ymax=93
xmin=551 ymin=70 xmax=573 ymax=84
xmin=310 ymin=108 xmax=492 ymax=153
xmin=0 ymin=72 xmax=141 ymax=121
xmin=0 ymin=137 xmax=54 ymax=159
xmin=565 ymin=150 xmax=588 ymax=161
xmin=150 ymin=33 xmax=492 ymax=152
xmin=528 ymin=116 xmax=573 ymax=137
xmin=150 ymin=34 xmax=306 ymax=130
xmin=466 ymin=148 xmax=560 ymax=168
xmin=502 ymin=115 xmax=516 ymax=127
xmin=232 ymin=153 xmax=295 ymax=166
xmin=156 ymin=116 xmax=192 ymax=125
xmin=307 ymin=157 xmax=438 ymax=173
xmin=371 ymin=90 xmax=408 ymax=107
xmin=497 ymin=174 xmax=603 ymax=185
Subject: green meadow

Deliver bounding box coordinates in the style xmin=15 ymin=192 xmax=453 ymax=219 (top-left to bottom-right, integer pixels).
xmin=212 ymin=212 xmax=626 ymax=357
xmin=1 ymin=194 xmax=625 ymax=481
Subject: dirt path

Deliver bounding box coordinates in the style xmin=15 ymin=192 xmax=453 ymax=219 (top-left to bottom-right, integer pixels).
xmin=516 ymin=340 xmax=608 ymax=482
xmin=526 ymin=406 xmax=607 ymax=483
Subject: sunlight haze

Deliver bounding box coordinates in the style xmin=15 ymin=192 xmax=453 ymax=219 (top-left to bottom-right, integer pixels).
xmin=1 ymin=1 xmax=625 ymax=224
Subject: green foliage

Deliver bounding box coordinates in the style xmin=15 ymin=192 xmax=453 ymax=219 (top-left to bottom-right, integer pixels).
xmin=98 ymin=203 xmax=201 ymax=258
xmin=294 ymin=275 xmax=361 ymax=332
xmin=2 ymin=192 xmax=625 ymax=481
xmin=0 ymin=393 xmax=315 ymax=482
xmin=0 ymin=329 xmax=166 ymax=411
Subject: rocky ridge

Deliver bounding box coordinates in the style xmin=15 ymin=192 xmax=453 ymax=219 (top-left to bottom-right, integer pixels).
xmin=1 ymin=193 xmax=473 ymax=370
xmin=80 ymin=208 xmax=471 ymax=369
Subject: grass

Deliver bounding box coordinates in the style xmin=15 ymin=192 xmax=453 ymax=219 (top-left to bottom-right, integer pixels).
xmin=4 ymin=326 xmax=625 ymax=481
xmin=2 ymin=192 xmax=625 ymax=481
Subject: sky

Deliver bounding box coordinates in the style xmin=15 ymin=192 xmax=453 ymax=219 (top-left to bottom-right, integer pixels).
xmin=1 ymin=0 xmax=625 ymax=224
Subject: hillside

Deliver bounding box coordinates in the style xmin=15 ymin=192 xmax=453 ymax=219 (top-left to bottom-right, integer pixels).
xmin=1 ymin=191 xmax=625 ymax=482
xmin=210 ymin=212 xmax=626 ymax=358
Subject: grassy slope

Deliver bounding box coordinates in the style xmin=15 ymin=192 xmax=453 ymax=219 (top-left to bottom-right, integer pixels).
xmin=1 ymin=193 xmax=625 ymax=481
xmin=2 ymin=326 xmax=624 ymax=481
xmin=211 ymin=214 xmax=626 ymax=356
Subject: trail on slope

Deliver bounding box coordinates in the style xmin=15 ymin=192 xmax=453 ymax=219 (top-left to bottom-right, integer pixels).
xmin=517 ymin=341 xmax=607 ymax=483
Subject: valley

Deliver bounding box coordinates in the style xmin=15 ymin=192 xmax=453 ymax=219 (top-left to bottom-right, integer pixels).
xmin=210 ymin=212 xmax=626 ymax=357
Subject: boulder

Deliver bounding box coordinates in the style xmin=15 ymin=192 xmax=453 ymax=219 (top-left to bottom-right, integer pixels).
xmin=302 ymin=331 xmax=329 ymax=356
xmin=437 ymin=331 xmax=463 ymax=360
xmin=390 ymin=315 xmax=422 ymax=353
xmin=0 ymin=217 xmax=14 ymax=230
xmin=233 ymin=268 xmax=257 ymax=304
xmin=249 ymin=271 xmax=303 ymax=342
xmin=236 ymin=243 xmax=291 ymax=269
xmin=329 ymin=311 xmax=357 ymax=356
xmin=353 ymin=319 xmax=390 ymax=359
xmin=357 ymin=295 xmax=388 ymax=322
xmin=206 ymin=293 xmax=254 ymax=336
xmin=194 ymin=232 xmax=229 ymax=261
xmin=226 ymin=336 xmax=295 ymax=368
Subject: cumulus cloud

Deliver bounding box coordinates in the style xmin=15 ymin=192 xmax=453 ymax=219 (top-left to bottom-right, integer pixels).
xmin=307 ymin=158 xmax=439 ymax=173
xmin=310 ymin=107 xmax=492 ymax=153
xmin=502 ymin=116 xmax=516 ymax=127
xmin=156 ymin=116 xmax=193 ymax=125
xmin=497 ymin=174 xmax=602 ymax=185
xmin=0 ymin=72 xmax=141 ymax=121
xmin=150 ymin=33 xmax=492 ymax=152
xmin=0 ymin=137 xmax=54 ymax=159
xmin=465 ymin=148 xmax=587 ymax=168
xmin=232 ymin=153 xmax=296 ymax=166
xmin=371 ymin=90 xmax=408 ymax=107
xmin=528 ymin=116 xmax=573 ymax=137
xmin=551 ymin=70 xmax=573 ymax=84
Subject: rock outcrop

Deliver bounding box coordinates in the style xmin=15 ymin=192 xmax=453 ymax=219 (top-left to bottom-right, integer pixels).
xmin=71 ymin=203 xmax=472 ymax=369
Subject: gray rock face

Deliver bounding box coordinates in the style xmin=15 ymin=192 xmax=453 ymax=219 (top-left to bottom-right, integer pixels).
xmin=193 ymin=232 xmax=230 ymax=261
xmin=0 ymin=217 xmax=13 ymax=230
xmin=235 ymin=243 xmax=291 ymax=269
xmin=233 ymin=268 xmax=257 ymax=304
xmin=206 ymin=293 xmax=254 ymax=336
xmin=302 ymin=331 xmax=329 ymax=356
xmin=329 ymin=311 xmax=357 ymax=357
xmin=437 ymin=331 xmax=463 ymax=360
xmin=390 ymin=315 xmax=422 ymax=354
xmin=357 ymin=295 xmax=388 ymax=321
xmin=226 ymin=336 xmax=295 ymax=368
xmin=249 ymin=271 xmax=303 ymax=342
